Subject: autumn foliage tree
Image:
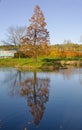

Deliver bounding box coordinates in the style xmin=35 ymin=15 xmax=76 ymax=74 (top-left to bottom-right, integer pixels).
xmin=20 ymin=5 xmax=50 ymax=61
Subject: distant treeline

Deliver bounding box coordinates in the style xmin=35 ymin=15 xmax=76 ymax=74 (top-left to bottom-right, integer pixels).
xmin=50 ymin=43 xmax=82 ymax=58
xmin=0 ymin=45 xmax=17 ymax=50
xmin=51 ymin=43 xmax=82 ymax=51
xmin=0 ymin=42 xmax=82 ymax=58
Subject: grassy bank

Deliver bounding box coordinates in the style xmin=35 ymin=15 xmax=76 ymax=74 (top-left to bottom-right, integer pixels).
xmin=0 ymin=58 xmax=42 ymax=68
xmin=0 ymin=57 xmax=82 ymax=70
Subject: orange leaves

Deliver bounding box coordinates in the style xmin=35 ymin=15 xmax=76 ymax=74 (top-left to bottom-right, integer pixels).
xmin=19 ymin=5 xmax=49 ymax=59
xmin=49 ymin=47 xmax=82 ymax=58
xmin=64 ymin=51 xmax=77 ymax=58
xmin=29 ymin=5 xmax=47 ymax=28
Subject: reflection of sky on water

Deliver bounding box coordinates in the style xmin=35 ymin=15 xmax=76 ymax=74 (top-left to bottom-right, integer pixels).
xmin=47 ymin=69 xmax=82 ymax=130
xmin=0 ymin=68 xmax=82 ymax=130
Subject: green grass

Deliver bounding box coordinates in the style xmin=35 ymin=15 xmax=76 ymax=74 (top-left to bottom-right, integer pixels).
xmin=0 ymin=58 xmax=43 ymax=67
xmin=0 ymin=57 xmax=82 ymax=70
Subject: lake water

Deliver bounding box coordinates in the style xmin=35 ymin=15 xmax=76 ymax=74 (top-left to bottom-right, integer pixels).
xmin=0 ymin=68 xmax=82 ymax=130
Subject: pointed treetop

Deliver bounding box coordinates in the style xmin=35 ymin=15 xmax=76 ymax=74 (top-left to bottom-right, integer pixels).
xmin=29 ymin=5 xmax=46 ymax=29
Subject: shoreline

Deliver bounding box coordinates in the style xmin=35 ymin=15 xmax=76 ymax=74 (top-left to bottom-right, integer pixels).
xmin=0 ymin=58 xmax=82 ymax=70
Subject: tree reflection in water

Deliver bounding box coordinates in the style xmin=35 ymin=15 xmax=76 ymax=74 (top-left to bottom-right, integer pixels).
xmin=2 ymin=68 xmax=82 ymax=129
xmin=19 ymin=72 xmax=50 ymax=126
xmin=0 ymin=69 xmax=22 ymax=96
xmin=0 ymin=69 xmax=50 ymax=127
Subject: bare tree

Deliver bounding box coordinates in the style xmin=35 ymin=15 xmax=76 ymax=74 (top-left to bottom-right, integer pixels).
xmin=2 ymin=26 xmax=26 ymax=45
xmin=2 ymin=26 xmax=27 ymax=58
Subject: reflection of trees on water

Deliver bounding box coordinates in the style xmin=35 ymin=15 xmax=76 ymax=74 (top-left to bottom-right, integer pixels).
xmin=54 ymin=68 xmax=82 ymax=85
xmin=0 ymin=68 xmax=22 ymax=96
xmin=5 ymin=70 xmax=21 ymax=96
xmin=77 ymin=69 xmax=82 ymax=85
xmin=56 ymin=69 xmax=75 ymax=79
xmin=2 ymin=69 xmax=50 ymax=126
xmin=20 ymin=72 xmax=50 ymax=126
xmin=2 ymin=68 xmax=82 ymax=128
xmin=9 ymin=70 xmax=22 ymax=96
xmin=58 ymin=68 xmax=82 ymax=85
xmin=54 ymin=68 xmax=79 ymax=79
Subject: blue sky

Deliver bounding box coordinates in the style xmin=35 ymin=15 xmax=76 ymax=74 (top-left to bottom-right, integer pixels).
xmin=0 ymin=0 xmax=82 ymax=44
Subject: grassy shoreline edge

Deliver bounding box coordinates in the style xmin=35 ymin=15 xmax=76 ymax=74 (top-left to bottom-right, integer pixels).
xmin=0 ymin=58 xmax=82 ymax=70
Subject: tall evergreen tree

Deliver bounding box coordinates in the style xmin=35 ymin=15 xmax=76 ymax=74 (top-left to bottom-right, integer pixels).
xmin=21 ymin=5 xmax=50 ymax=61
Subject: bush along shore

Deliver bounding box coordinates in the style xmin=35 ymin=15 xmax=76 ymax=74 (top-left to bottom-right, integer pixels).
xmin=0 ymin=58 xmax=82 ymax=70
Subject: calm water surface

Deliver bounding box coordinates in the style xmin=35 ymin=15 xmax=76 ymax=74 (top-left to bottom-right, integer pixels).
xmin=0 ymin=68 xmax=82 ymax=130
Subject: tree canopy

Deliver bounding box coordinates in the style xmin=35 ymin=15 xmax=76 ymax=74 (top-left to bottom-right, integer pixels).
xmin=20 ymin=5 xmax=50 ymax=61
